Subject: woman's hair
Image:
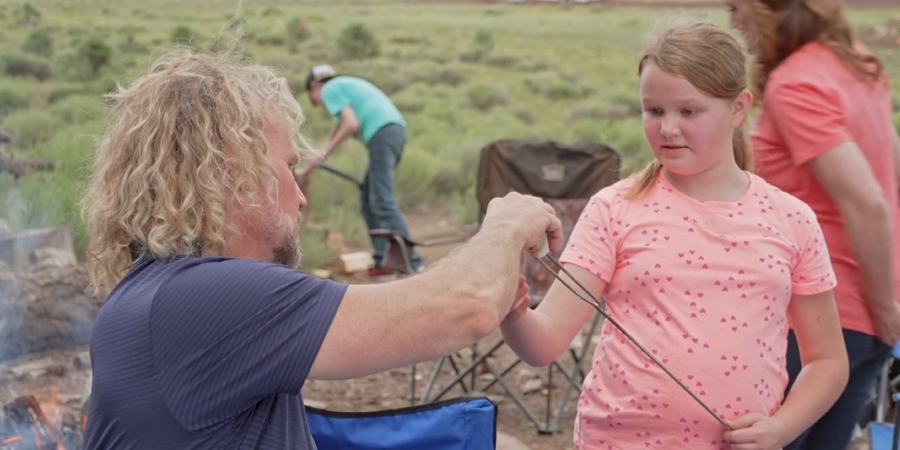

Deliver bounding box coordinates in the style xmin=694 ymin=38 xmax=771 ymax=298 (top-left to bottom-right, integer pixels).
xmin=627 ymin=20 xmax=752 ymax=199
xmin=82 ymin=47 xmax=313 ymax=296
xmin=746 ymin=0 xmax=882 ymax=97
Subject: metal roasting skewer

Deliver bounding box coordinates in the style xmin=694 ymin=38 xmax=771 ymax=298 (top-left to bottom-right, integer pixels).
xmin=527 ymin=244 xmax=732 ymax=431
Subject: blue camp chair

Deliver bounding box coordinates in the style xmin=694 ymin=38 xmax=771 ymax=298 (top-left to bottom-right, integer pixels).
xmin=306 ymin=396 xmax=497 ymax=450
xmin=869 ymin=342 xmax=900 ymax=450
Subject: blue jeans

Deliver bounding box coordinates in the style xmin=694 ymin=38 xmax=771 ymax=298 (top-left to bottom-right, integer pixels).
xmin=783 ymin=328 xmax=890 ymax=450
xmin=362 ymin=124 xmax=423 ymax=270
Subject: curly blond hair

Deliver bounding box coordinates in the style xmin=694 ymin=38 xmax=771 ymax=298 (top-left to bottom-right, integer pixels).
xmin=82 ymin=47 xmax=313 ymax=296
xmin=745 ymin=0 xmax=882 ymax=98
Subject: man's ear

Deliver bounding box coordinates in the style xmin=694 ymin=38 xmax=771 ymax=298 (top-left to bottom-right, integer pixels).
xmin=732 ymin=88 xmax=753 ymax=128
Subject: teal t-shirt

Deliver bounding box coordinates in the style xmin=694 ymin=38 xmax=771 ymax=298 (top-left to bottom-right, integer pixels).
xmin=320 ymin=76 xmax=406 ymax=145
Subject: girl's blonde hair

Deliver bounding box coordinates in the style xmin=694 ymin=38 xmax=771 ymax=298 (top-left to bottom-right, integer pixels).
xmin=627 ymin=21 xmax=752 ymax=199
xmin=82 ymin=47 xmax=313 ymax=296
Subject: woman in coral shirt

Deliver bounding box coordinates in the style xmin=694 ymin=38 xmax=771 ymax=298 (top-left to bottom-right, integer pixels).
xmin=726 ymin=0 xmax=900 ymax=448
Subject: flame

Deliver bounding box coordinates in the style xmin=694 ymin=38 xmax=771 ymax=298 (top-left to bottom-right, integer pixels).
xmin=1 ymin=436 xmax=23 ymax=445
xmin=1 ymin=392 xmax=69 ymax=450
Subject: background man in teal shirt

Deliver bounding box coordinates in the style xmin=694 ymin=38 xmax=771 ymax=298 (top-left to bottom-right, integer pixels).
xmin=298 ymin=64 xmax=423 ymax=274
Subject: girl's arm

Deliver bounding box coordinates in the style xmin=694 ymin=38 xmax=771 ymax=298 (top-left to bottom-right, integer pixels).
xmin=774 ymin=290 xmax=848 ymax=437
xmin=500 ymin=264 xmax=605 ymax=366
xmin=724 ymin=290 xmax=848 ymax=449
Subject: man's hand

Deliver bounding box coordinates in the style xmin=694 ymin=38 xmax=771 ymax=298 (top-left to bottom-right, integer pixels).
xmin=723 ymin=413 xmax=789 ymax=450
xmin=873 ymin=302 xmax=900 ymax=346
xmin=482 ymin=192 xmax=563 ymax=256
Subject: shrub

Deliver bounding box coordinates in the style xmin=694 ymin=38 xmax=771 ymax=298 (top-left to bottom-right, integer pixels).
xmin=467 ymin=84 xmax=508 ymax=112
xmin=515 ymin=106 xmax=537 ymax=125
xmin=524 ymin=74 xmax=591 ymax=101
xmin=337 ymin=23 xmax=379 ymax=59
xmin=474 ymin=29 xmax=494 ymax=52
xmin=50 ymin=94 xmax=103 ymax=125
xmin=22 ymin=27 xmax=53 ymax=57
xmin=414 ymin=67 xmax=464 ymax=87
xmin=13 ymin=3 xmax=40 ymax=27
xmin=484 ymin=55 xmax=518 ymax=69
xmin=171 ymin=25 xmax=197 ymax=46
xmin=256 ymin=32 xmax=286 ymax=46
xmin=0 ymin=87 xmax=30 ymax=116
xmin=74 ymin=35 xmax=112 ymax=78
xmin=2 ymin=110 xmax=62 ymax=149
xmin=261 ymin=7 xmax=282 ymax=17
xmin=0 ymin=53 xmax=52 ymax=80
xmin=48 ymin=84 xmax=86 ymax=103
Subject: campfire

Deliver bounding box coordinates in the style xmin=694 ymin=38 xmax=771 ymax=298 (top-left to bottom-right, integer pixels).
xmin=0 ymin=395 xmax=83 ymax=450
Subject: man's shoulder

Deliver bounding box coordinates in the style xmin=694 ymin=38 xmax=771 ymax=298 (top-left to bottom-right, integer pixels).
xmin=158 ymin=256 xmax=343 ymax=299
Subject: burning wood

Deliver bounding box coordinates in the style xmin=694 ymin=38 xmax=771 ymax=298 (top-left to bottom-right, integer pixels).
xmin=0 ymin=396 xmax=82 ymax=450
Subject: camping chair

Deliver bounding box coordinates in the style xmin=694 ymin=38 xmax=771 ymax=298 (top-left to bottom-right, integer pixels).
xmin=306 ymin=396 xmax=497 ymax=450
xmin=415 ymin=139 xmax=621 ymax=434
xmin=868 ymin=342 xmax=900 ymax=450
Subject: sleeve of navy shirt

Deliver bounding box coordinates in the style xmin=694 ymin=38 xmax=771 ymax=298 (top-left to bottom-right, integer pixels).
xmin=149 ymin=257 xmax=346 ymax=431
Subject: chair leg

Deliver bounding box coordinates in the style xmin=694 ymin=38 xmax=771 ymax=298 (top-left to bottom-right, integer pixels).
xmin=893 ymin=392 xmax=900 ymax=450
xmin=419 ymin=357 xmax=449 ymax=405
xmin=411 ymin=364 xmax=416 ymax=406
xmin=547 ymin=311 xmax=604 ymax=433
xmin=397 ymin=239 xmax=414 ymax=275
xmin=422 ymin=341 xmax=506 ymax=403
xmin=879 ymin=359 xmax=893 ymax=423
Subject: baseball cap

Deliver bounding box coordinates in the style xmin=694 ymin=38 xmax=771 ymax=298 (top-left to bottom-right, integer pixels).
xmin=305 ymin=64 xmax=336 ymax=91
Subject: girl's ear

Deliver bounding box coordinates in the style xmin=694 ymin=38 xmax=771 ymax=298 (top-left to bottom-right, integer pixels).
xmin=732 ymin=88 xmax=753 ymax=128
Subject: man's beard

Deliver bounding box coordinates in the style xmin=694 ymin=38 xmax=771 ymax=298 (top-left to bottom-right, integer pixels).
xmin=269 ymin=209 xmax=302 ymax=269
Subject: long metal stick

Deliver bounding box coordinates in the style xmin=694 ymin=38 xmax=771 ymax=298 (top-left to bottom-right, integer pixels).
xmin=528 ymin=251 xmax=732 ymax=431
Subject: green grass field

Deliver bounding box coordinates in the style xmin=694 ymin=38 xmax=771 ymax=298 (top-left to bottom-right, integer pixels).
xmin=0 ymin=0 xmax=898 ymax=269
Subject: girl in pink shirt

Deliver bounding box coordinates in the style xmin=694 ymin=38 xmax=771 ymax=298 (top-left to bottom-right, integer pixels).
xmin=500 ymin=21 xmax=848 ymax=450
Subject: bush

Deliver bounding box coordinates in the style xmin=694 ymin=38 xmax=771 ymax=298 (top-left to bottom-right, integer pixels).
xmin=256 ymin=32 xmax=286 ymax=46
xmin=171 ymin=25 xmax=197 ymax=46
xmin=0 ymin=53 xmax=52 ymax=80
xmin=50 ymin=94 xmax=103 ymax=125
xmin=22 ymin=27 xmax=53 ymax=57
xmin=48 ymin=84 xmax=86 ymax=103
xmin=119 ymin=33 xmax=149 ymax=54
xmin=515 ymin=106 xmax=537 ymax=125
xmin=414 ymin=67 xmax=464 ymax=87
xmin=524 ymin=74 xmax=591 ymax=101
xmin=337 ymin=23 xmax=379 ymax=59
xmin=2 ymin=110 xmax=62 ymax=149
xmin=467 ymin=84 xmax=508 ymax=112
xmin=12 ymin=3 xmax=40 ymax=27
xmin=474 ymin=29 xmax=494 ymax=52
xmin=261 ymin=7 xmax=282 ymax=17
xmin=75 ymin=35 xmax=112 ymax=77
xmin=0 ymin=86 xmax=30 ymax=116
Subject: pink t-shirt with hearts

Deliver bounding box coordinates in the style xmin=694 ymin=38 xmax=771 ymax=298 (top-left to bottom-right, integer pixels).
xmin=559 ymin=172 xmax=836 ymax=450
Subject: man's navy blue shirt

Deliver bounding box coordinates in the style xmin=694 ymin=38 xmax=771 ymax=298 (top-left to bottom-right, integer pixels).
xmin=83 ymin=255 xmax=346 ymax=449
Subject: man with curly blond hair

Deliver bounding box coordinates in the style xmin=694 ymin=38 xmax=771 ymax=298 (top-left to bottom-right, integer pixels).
xmin=81 ymin=48 xmax=562 ymax=450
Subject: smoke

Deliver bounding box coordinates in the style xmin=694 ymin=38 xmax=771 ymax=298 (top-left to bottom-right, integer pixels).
xmin=0 ymin=226 xmax=98 ymax=365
